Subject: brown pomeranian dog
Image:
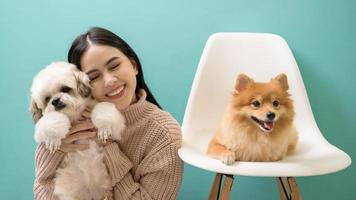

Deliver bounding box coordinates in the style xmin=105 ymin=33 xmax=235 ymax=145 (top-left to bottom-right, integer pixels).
xmin=207 ymin=73 xmax=298 ymax=165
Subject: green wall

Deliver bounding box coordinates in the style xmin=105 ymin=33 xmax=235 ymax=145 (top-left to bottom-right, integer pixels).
xmin=0 ymin=0 xmax=355 ymax=199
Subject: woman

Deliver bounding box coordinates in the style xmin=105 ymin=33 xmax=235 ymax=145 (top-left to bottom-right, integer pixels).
xmin=34 ymin=27 xmax=183 ymax=199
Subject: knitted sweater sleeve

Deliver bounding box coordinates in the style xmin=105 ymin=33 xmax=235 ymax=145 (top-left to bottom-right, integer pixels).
xmin=33 ymin=143 xmax=65 ymax=200
xmin=103 ymin=123 xmax=183 ymax=200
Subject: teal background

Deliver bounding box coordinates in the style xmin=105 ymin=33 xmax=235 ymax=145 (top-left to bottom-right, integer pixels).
xmin=0 ymin=0 xmax=355 ymax=199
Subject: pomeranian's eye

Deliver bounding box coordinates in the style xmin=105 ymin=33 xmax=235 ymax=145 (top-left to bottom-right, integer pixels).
xmin=61 ymin=86 xmax=72 ymax=93
xmin=45 ymin=96 xmax=51 ymax=103
xmin=251 ymin=100 xmax=261 ymax=108
xmin=273 ymin=100 xmax=280 ymax=108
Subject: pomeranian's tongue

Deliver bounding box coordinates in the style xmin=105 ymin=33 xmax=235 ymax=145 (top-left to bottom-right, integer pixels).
xmin=263 ymin=122 xmax=274 ymax=130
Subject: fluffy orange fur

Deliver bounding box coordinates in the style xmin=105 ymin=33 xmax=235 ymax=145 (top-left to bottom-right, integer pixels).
xmin=207 ymin=73 xmax=298 ymax=165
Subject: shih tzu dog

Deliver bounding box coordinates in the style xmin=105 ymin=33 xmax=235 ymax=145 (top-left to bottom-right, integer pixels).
xmin=30 ymin=62 xmax=125 ymax=200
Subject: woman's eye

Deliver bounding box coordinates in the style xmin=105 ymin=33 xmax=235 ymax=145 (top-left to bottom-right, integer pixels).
xmin=89 ymin=75 xmax=100 ymax=82
xmin=273 ymin=100 xmax=280 ymax=108
xmin=251 ymin=100 xmax=261 ymax=108
xmin=109 ymin=64 xmax=119 ymax=70
xmin=61 ymin=86 xmax=72 ymax=93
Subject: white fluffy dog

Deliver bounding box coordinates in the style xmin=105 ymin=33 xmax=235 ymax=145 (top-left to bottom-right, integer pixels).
xmin=30 ymin=62 xmax=125 ymax=200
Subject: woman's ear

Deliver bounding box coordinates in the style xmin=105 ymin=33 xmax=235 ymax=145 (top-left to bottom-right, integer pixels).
xmin=30 ymin=98 xmax=42 ymax=123
xmin=74 ymin=71 xmax=92 ymax=98
xmin=130 ymin=58 xmax=139 ymax=75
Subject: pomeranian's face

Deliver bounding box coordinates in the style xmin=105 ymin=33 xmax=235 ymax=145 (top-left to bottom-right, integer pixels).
xmin=232 ymin=74 xmax=294 ymax=133
xmin=30 ymin=62 xmax=92 ymax=123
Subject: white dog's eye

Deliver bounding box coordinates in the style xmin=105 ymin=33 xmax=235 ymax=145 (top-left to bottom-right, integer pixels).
xmin=45 ymin=96 xmax=51 ymax=103
xmin=61 ymin=86 xmax=72 ymax=93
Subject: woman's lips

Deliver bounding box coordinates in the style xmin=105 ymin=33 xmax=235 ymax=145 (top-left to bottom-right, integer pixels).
xmin=106 ymin=85 xmax=125 ymax=99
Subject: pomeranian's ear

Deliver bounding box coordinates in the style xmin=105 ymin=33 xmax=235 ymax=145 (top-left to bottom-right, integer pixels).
xmin=235 ymin=74 xmax=253 ymax=92
xmin=273 ymin=73 xmax=289 ymax=90
xmin=30 ymin=98 xmax=42 ymax=123
xmin=74 ymin=71 xmax=92 ymax=98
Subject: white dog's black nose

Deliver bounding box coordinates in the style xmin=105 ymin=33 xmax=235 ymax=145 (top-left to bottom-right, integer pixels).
xmin=52 ymin=98 xmax=60 ymax=106
xmin=267 ymin=112 xmax=276 ymax=120
xmin=52 ymin=98 xmax=66 ymax=110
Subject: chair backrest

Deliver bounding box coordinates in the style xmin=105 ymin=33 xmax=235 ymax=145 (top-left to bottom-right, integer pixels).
xmin=182 ymin=33 xmax=326 ymax=148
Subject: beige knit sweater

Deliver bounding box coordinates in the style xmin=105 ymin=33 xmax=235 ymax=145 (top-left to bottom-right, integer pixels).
xmin=33 ymin=89 xmax=183 ymax=200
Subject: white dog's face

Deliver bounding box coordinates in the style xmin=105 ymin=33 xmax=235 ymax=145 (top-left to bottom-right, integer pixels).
xmin=30 ymin=62 xmax=93 ymax=123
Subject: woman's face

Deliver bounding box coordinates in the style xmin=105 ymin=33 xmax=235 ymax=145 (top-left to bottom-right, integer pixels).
xmin=80 ymin=45 xmax=138 ymax=110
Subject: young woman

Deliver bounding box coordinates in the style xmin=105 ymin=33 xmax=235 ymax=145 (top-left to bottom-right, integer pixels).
xmin=34 ymin=27 xmax=183 ymax=200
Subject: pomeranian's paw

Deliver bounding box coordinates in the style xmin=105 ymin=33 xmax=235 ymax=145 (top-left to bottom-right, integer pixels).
xmin=91 ymin=102 xmax=126 ymax=141
xmin=220 ymin=151 xmax=236 ymax=165
xmin=34 ymin=112 xmax=70 ymax=153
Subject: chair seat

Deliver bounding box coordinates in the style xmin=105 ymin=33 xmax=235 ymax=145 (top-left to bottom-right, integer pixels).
xmin=178 ymin=129 xmax=351 ymax=177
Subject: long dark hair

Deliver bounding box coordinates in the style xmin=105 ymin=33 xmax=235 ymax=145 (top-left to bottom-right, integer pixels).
xmin=68 ymin=27 xmax=161 ymax=108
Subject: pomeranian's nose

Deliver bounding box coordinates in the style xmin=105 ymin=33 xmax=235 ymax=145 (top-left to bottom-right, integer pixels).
xmin=52 ymin=97 xmax=65 ymax=110
xmin=267 ymin=112 xmax=276 ymax=120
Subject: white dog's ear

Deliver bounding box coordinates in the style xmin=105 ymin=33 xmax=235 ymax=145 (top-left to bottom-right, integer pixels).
xmin=30 ymin=98 xmax=42 ymax=123
xmin=74 ymin=71 xmax=92 ymax=98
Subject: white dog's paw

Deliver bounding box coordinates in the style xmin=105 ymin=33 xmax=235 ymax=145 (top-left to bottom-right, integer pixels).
xmin=45 ymin=136 xmax=62 ymax=153
xmin=91 ymin=102 xmax=126 ymax=142
xmin=97 ymin=126 xmax=112 ymax=142
xmin=35 ymin=112 xmax=70 ymax=153
xmin=220 ymin=151 xmax=236 ymax=165
xmin=110 ymin=111 xmax=125 ymax=141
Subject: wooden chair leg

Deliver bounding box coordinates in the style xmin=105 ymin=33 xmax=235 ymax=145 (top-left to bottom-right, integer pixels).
xmin=277 ymin=177 xmax=302 ymax=200
xmin=219 ymin=174 xmax=234 ymax=200
xmin=277 ymin=177 xmax=289 ymax=200
xmin=208 ymin=173 xmax=223 ymax=200
xmin=287 ymin=177 xmax=302 ymax=200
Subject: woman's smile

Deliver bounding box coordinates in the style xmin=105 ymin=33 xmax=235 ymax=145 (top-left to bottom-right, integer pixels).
xmin=106 ymin=84 xmax=126 ymax=99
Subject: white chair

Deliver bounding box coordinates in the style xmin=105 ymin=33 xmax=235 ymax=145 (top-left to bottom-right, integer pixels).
xmin=178 ymin=33 xmax=352 ymax=200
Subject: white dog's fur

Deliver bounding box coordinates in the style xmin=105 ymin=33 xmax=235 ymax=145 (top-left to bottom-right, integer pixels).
xmin=30 ymin=62 xmax=125 ymax=200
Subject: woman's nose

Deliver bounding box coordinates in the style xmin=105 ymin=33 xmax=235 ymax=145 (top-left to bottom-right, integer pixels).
xmin=103 ymin=73 xmax=117 ymax=87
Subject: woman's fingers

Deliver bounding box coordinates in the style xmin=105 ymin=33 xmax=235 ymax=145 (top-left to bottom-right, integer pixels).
xmin=60 ymin=143 xmax=90 ymax=152
xmin=62 ymin=131 xmax=97 ymax=144
xmin=69 ymin=120 xmax=95 ymax=135
xmin=81 ymin=109 xmax=92 ymax=119
xmin=90 ymin=137 xmax=114 ymax=147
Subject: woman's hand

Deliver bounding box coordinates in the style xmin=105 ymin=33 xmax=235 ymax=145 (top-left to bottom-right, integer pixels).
xmin=59 ymin=119 xmax=97 ymax=153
